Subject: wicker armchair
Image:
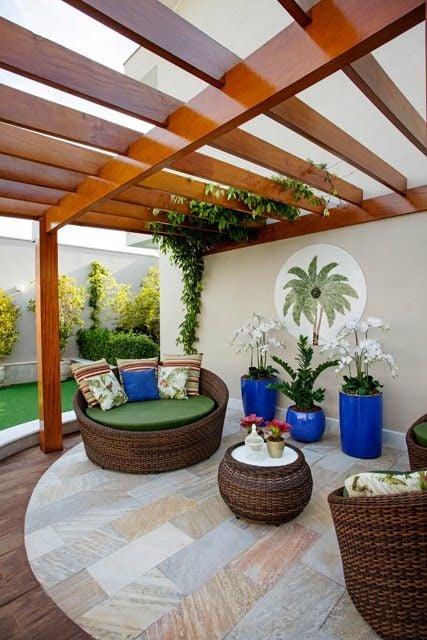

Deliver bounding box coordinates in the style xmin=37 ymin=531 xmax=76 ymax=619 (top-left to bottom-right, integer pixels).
xmin=73 ymin=368 xmax=229 ymax=474
xmin=328 ymin=487 xmax=427 ymax=640
xmin=406 ymin=413 xmax=427 ymax=471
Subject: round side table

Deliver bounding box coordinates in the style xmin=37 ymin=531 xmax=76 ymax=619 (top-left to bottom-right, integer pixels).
xmin=218 ymin=441 xmax=313 ymax=524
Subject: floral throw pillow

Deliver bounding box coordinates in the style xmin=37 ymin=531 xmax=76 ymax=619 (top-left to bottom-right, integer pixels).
xmin=85 ymin=372 xmax=128 ymax=411
xmin=158 ymin=366 xmax=190 ymax=400
xmin=345 ymin=470 xmax=427 ymax=497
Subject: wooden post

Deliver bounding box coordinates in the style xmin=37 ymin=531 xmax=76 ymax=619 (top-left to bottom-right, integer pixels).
xmin=35 ymin=217 xmax=63 ymax=452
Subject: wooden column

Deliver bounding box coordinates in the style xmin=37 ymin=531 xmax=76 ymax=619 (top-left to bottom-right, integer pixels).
xmin=35 ymin=217 xmax=63 ymax=452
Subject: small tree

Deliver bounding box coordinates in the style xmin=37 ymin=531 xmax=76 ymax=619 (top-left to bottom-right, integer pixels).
xmin=87 ymin=260 xmax=131 ymax=329
xmin=28 ymin=275 xmax=86 ymax=356
xmin=0 ymin=289 xmax=21 ymax=360
xmin=87 ymin=260 xmax=109 ymax=330
xmin=114 ymin=267 xmax=160 ymax=341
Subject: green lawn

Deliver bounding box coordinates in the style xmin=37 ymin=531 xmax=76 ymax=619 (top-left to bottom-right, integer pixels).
xmin=0 ymin=379 xmax=77 ymax=430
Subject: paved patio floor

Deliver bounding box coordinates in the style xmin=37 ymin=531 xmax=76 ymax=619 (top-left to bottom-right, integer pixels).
xmin=24 ymin=408 xmax=409 ymax=640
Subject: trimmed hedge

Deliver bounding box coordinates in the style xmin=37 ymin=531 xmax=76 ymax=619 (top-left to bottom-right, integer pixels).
xmin=77 ymin=329 xmax=159 ymax=364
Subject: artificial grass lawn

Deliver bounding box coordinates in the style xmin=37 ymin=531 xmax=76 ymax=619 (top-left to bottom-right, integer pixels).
xmin=0 ymin=379 xmax=77 ymax=430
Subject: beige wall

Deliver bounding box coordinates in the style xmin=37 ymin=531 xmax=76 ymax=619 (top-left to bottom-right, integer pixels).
xmin=160 ymin=212 xmax=427 ymax=434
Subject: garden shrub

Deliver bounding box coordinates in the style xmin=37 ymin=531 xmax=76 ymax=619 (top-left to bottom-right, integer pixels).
xmin=77 ymin=329 xmax=159 ymax=364
xmin=0 ymin=289 xmax=21 ymax=359
xmin=115 ymin=267 xmax=160 ymax=342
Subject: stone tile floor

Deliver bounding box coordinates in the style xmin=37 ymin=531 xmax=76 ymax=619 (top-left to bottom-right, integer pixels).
xmin=24 ymin=408 xmax=409 ymax=640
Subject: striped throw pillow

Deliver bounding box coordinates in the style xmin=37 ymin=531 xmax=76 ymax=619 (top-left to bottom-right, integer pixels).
xmin=162 ymin=354 xmax=203 ymax=396
xmin=116 ymin=357 xmax=159 ymax=382
xmin=70 ymin=359 xmax=111 ymax=407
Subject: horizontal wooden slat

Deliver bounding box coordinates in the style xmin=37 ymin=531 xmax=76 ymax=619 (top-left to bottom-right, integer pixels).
xmin=0 ymin=179 xmax=66 ymax=205
xmin=344 ymin=53 xmax=427 ymax=154
xmin=0 ymin=197 xmax=46 ymax=219
xmin=0 ymin=85 xmax=140 ymax=154
xmin=212 ymin=128 xmax=363 ymax=204
xmin=0 ymin=17 xmax=181 ymax=126
xmin=268 ymin=97 xmax=408 ymax=194
xmin=0 ymin=154 xmax=86 ymax=191
xmin=0 ymin=122 xmax=109 ymax=173
xmin=63 ymin=0 xmax=240 ymax=87
xmin=206 ymin=185 xmax=427 ymax=253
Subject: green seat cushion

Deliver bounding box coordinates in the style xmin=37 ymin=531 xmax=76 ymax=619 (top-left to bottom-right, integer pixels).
xmin=86 ymin=395 xmax=216 ymax=431
xmin=413 ymin=422 xmax=427 ymax=447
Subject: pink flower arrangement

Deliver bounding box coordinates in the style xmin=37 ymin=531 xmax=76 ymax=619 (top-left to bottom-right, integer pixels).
xmin=240 ymin=414 xmax=264 ymax=434
xmin=264 ymin=418 xmax=290 ymax=440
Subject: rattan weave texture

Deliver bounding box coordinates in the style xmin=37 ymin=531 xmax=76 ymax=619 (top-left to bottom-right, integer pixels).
xmin=218 ymin=442 xmax=312 ymax=524
xmin=328 ymin=487 xmax=427 ymax=640
xmin=406 ymin=413 xmax=427 ymax=471
xmin=74 ymin=368 xmax=228 ymax=473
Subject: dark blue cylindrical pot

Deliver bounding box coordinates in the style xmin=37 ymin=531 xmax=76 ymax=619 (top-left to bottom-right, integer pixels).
xmin=339 ymin=391 xmax=383 ymax=459
xmin=286 ymin=405 xmax=325 ymax=442
xmin=241 ymin=377 xmax=277 ymax=423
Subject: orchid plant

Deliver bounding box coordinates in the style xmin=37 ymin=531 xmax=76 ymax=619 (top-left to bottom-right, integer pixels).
xmin=322 ymin=317 xmax=398 ymax=395
xmin=230 ymin=313 xmax=286 ymax=379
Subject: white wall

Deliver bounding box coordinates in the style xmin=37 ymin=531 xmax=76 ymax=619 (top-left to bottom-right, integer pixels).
xmin=0 ymin=237 xmax=158 ymax=363
xmin=160 ymin=212 xmax=427 ymax=434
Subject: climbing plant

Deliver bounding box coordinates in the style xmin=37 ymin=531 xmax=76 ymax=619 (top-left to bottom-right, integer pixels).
xmin=87 ymin=260 xmax=109 ymax=330
xmin=150 ymin=172 xmax=330 ymax=353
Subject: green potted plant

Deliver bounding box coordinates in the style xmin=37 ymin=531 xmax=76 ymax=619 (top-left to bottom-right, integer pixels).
xmin=230 ymin=313 xmax=286 ymax=422
xmin=269 ymin=334 xmax=338 ymax=442
xmin=322 ymin=317 xmax=397 ymax=458
xmin=0 ymin=289 xmax=21 ymax=384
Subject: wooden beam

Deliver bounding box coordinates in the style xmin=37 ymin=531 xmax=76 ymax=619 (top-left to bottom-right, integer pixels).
xmin=344 ymin=54 xmax=427 ymax=154
xmin=0 ymin=17 xmax=181 ymax=126
xmin=0 ymin=154 xmax=86 ymax=191
xmin=276 ymin=0 xmax=316 ymax=26
xmin=77 ymin=211 xmax=152 ymax=233
xmin=277 ymin=1 xmax=426 ymax=154
xmin=45 ymin=0 xmax=423 ymax=231
xmin=0 ymin=122 xmax=109 ymax=173
xmin=0 ymin=196 xmax=46 ymax=218
xmin=212 ymin=128 xmax=363 ymax=204
xmin=0 ymin=85 xmax=140 ymax=154
xmin=35 ymin=217 xmax=63 ymax=453
xmin=0 ymin=179 xmax=66 ymax=205
xmin=63 ymin=0 xmax=239 ymax=88
xmin=268 ymin=97 xmax=408 ymax=194
xmin=0 ymin=88 xmax=323 ymax=214
xmin=206 ymin=185 xmax=427 ymax=253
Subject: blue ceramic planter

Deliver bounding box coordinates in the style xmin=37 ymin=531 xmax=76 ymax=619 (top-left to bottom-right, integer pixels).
xmin=241 ymin=377 xmax=277 ymax=423
xmin=286 ymin=405 xmax=325 ymax=442
xmin=339 ymin=391 xmax=383 ymax=459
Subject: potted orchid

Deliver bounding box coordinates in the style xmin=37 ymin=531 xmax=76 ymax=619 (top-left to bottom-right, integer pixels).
xmin=230 ymin=313 xmax=286 ymax=422
xmin=322 ymin=316 xmax=397 ymax=459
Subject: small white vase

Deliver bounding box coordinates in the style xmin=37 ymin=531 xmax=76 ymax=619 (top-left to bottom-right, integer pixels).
xmin=245 ymin=424 xmax=264 ymax=460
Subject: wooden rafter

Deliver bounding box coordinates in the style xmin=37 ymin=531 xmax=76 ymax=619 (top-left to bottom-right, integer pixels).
xmin=278 ymin=2 xmax=426 ymax=154
xmin=212 ymin=128 xmax=363 ymax=204
xmin=63 ymin=0 xmax=240 ymax=88
xmin=344 ymin=54 xmax=427 ymax=154
xmin=0 ymin=196 xmax=46 ymax=219
xmin=206 ymin=186 xmax=427 ymax=254
xmin=0 ymin=97 xmax=324 ymax=215
xmin=43 ymin=0 xmax=423 ymax=232
xmin=0 ymin=154 xmax=85 ymax=191
xmin=267 ymin=97 xmax=408 ymax=194
xmin=0 ymin=18 xmax=181 ymax=126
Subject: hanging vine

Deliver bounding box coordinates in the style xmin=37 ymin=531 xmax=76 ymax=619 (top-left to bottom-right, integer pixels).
xmin=149 ymin=172 xmax=331 ymax=353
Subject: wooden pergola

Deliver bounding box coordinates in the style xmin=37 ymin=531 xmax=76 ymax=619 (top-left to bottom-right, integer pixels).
xmin=0 ymin=0 xmax=425 ymax=452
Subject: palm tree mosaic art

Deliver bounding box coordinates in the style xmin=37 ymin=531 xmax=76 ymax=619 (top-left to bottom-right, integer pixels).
xmin=282 ymin=255 xmax=358 ymax=345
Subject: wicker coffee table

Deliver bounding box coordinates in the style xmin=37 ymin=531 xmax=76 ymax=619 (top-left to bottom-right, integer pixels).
xmin=218 ymin=441 xmax=313 ymax=524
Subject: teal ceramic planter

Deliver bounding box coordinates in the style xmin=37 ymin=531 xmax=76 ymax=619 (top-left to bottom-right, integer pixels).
xmin=339 ymin=391 xmax=383 ymax=459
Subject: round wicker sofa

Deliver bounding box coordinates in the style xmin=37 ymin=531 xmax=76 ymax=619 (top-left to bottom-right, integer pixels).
xmin=406 ymin=412 xmax=427 ymax=471
xmin=73 ymin=368 xmax=229 ymax=474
